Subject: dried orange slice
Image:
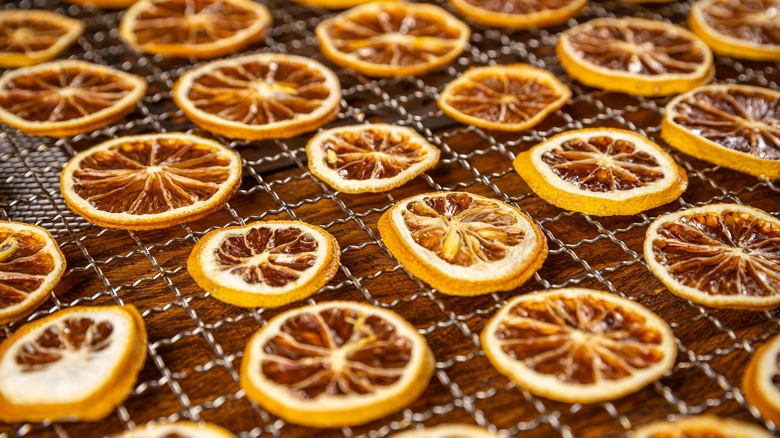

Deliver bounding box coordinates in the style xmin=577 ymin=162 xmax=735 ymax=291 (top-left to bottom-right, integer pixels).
xmin=119 ymin=0 xmax=271 ymax=59
xmin=0 ymin=305 xmax=147 ymax=422
xmin=644 ymin=204 xmax=780 ymax=310
xmin=0 ymin=221 xmax=66 ymax=325
xmin=448 ymin=0 xmax=586 ymax=29
xmin=60 ymin=133 xmax=242 ymax=230
xmin=174 ymin=53 xmax=341 ymax=140
xmin=514 ymin=128 xmax=688 ymax=216
xmin=0 ymin=60 xmax=146 ymax=138
xmin=633 ymin=415 xmax=773 ymax=438
xmin=240 ymin=301 xmax=434 ymax=428
xmin=0 ymin=10 xmax=84 ymax=68
xmin=187 ymin=220 xmax=340 ymax=308
xmin=744 ymin=333 xmax=780 ymax=426
xmin=438 ymin=64 xmax=571 ymax=132
xmin=662 ymin=84 xmax=780 ymax=180
xmin=393 ymin=424 xmax=499 ymax=438
xmin=482 ymin=288 xmax=677 ymax=404
xmin=557 ymin=17 xmax=714 ymax=96
xmin=378 ymin=191 xmax=547 ymax=296
xmin=315 ymin=2 xmax=471 ymax=77
xmin=690 ymin=0 xmax=780 ymax=61
xmin=306 ymin=124 xmax=440 ymax=194
xmin=64 ymin=0 xmax=138 ymax=7
xmin=115 ymin=421 xmax=235 ymax=437
xmin=293 ymin=0 xmax=383 ymax=9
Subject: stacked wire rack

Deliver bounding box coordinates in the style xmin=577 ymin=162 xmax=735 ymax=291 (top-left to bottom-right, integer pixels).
xmin=1 ymin=0 xmax=779 ymax=436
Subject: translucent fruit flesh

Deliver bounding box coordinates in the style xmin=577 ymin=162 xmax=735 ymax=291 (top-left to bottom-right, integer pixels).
xmin=0 ymin=11 xmax=84 ymax=68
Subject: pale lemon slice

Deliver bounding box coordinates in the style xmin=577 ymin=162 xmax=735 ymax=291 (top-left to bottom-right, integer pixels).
xmin=690 ymin=0 xmax=780 ymax=61
xmin=306 ymin=124 xmax=440 ymax=193
xmin=0 ymin=305 xmax=147 ymax=422
xmin=114 ymin=421 xmax=235 ymax=437
xmin=0 ymin=10 xmax=84 ymax=68
xmin=482 ymin=288 xmax=677 ymax=404
xmin=448 ymin=0 xmax=587 ymax=29
xmin=240 ymin=301 xmax=435 ymax=427
xmin=393 ymin=424 xmax=499 ymax=438
xmin=633 ymin=415 xmax=773 ymax=438
xmin=744 ymin=333 xmax=780 ymax=426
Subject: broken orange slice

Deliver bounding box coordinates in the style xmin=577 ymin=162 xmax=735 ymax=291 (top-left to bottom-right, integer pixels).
xmin=662 ymin=84 xmax=780 ymax=180
xmin=438 ymin=64 xmax=571 ymax=132
xmin=378 ymin=191 xmax=547 ymax=296
xmin=482 ymin=288 xmax=677 ymax=404
xmin=0 ymin=221 xmax=66 ymax=325
xmin=315 ymin=2 xmax=471 ymax=77
xmin=188 ymin=220 xmax=340 ymax=308
xmin=306 ymin=124 xmax=440 ymax=193
xmin=448 ymin=0 xmax=586 ymax=29
xmin=119 ymin=0 xmax=272 ymax=59
xmin=633 ymin=416 xmax=773 ymax=438
xmin=0 ymin=10 xmax=84 ymax=68
xmin=744 ymin=333 xmax=780 ymax=426
xmin=0 ymin=60 xmax=146 ymax=137
xmin=393 ymin=424 xmax=499 ymax=438
xmin=514 ymin=128 xmax=688 ymax=216
xmin=174 ymin=53 xmax=341 ymax=140
xmin=690 ymin=0 xmax=780 ymax=61
xmin=115 ymin=421 xmax=235 ymax=437
xmin=60 ymin=133 xmax=242 ymax=230
xmin=645 ymin=204 xmax=780 ymax=310
xmin=240 ymin=301 xmax=435 ymax=428
xmin=557 ymin=17 xmax=714 ymax=96
xmin=0 ymin=305 xmax=147 ymax=422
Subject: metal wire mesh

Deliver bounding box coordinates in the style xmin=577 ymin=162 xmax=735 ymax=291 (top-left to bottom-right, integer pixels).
xmin=1 ymin=0 xmax=779 ymax=436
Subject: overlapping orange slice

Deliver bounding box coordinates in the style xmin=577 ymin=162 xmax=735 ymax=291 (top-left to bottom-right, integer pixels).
xmin=644 ymin=204 xmax=780 ymax=310
xmin=448 ymin=0 xmax=587 ymax=29
xmin=0 ymin=10 xmax=84 ymax=68
xmin=633 ymin=416 xmax=772 ymax=438
xmin=744 ymin=333 xmax=780 ymax=426
xmin=0 ymin=305 xmax=147 ymax=422
xmin=240 ymin=301 xmax=435 ymax=427
xmin=378 ymin=191 xmax=547 ymax=296
xmin=119 ymin=0 xmax=272 ymax=59
xmin=393 ymin=424 xmax=499 ymax=438
xmin=482 ymin=288 xmax=677 ymax=404
xmin=115 ymin=421 xmax=235 ymax=437
xmin=557 ymin=17 xmax=714 ymax=96
xmin=60 ymin=133 xmax=242 ymax=230
xmin=690 ymin=0 xmax=780 ymax=61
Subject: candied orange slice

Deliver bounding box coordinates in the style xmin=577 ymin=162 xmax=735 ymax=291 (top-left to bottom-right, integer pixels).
xmin=119 ymin=0 xmax=271 ymax=59
xmin=174 ymin=53 xmax=341 ymax=140
xmin=0 ymin=10 xmax=84 ymax=68
xmin=644 ymin=204 xmax=780 ymax=310
xmin=557 ymin=17 xmax=714 ymax=96
xmin=0 ymin=305 xmax=147 ymax=422
xmin=315 ymin=2 xmax=471 ymax=77
xmin=514 ymin=128 xmax=688 ymax=216
xmin=393 ymin=424 xmax=499 ymax=438
xmin=240 ymin=301 xmax=434 ymax=427
xmin=438 ymin=64 xmax=570 ymax=132
xmin=662 ymin=84 xmax=780 ymax=180
xmin=690 ymin=0 xmax=780 ymax=61
xmin=0 ymin=221 xmax=66 ymax=325
xmin=0 ymin=60 xmax=146 ymax=137
xmin=306 ymin=124 xmax=440 ymax=194
xmin=448 ymin=0 xmax=586 ymax=29
xmin=744 ymin=333 xmax=780 ymax=426
xmin=482 ymin=288 xmax=677 ymax=404
xmin=633 ymin=415 xmax=773 ymax=438
xmin=378 ymin=192 xmax=547 ymax=296
xmin=60 ymin=133 xmax=242 ymax=230
xmin=115 ymin=421 xmax=235 ymax=437
xmin=188 ymin=220 xmax=340 ymax=308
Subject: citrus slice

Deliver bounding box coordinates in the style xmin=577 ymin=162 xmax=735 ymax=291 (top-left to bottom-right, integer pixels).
xmin=0 ymin=221 xmax=66 ymax=325
xmin=0 ymin=60 xmax=146 ymax=137
xmin=744 ymin=333 xmax=780 ymax=425
xmin=174 ymin=53 xmax=341 ymax=140
xmin=662 ymin=84 xmax=780 ymax=180
xmin=306 ymin=124 xmax=440 ymax=194
xmin=644 ymin=204 xmax=780 ymax=310
xmin=119 ymin=0 xmax=272 ymax=59
xmin=64 ymin=0 xmax=139 ymax=7
xmin=438 ymin=64 xmax=571 ymax=132
xmin=115 ymin=421 xmax=235 ymax=437
xmin=448 ymin=0 xmax=586 ymax=29
xmin=689 ymin=0 xmax=780 ymax=61
xmin=0 ymin=10 xmax=84 ymax=68
xmin=514 ymin=128 xmax=688 ymax=216
xmin=240 ymin=300 xmax=435 ymax=428
xmin=315 ymin=2 xmax=471 ymax=77
xmin=557 ymin=17 xmax=714 ymax=96
xmin=60 ymin=133 xmax=242 ymax=230
xmin=481 ymin=288 xmax=677 ymax=404
xmin=187 ymin=220 xmax=340 ymax=308
xmin=0 ymin=305 xmax=147 ymax=422
xmin=293 ymin=0 xmax=386 ymax=9
xmin=377 ymin=191 xmax=548 ymax=296
xmin=633 ymin=415 xmax=773 ymax=438
xmin=393 ymin=424 xmax=499 ymax=438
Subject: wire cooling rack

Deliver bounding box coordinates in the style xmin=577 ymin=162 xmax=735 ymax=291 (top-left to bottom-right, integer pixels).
xmin=1 ymin=0 xmax=780 ymax=437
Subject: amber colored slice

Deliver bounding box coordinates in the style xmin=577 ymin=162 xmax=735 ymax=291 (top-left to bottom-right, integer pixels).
xmin=690 ymin=0 xmax=780 ymax=61
xmin=114 ymin=421 xmax=235 ymax=437
xmin=633 ymin=415 xmax=773 ymax=438
xmin=64 ymin=0 xmax=138 ymax=8
xmin=448 ymin=0 xmax=587 ymax=29
xmin=0 ymin=10 xmax=84 ymax=68
xmin=393 ymin=424 xmax=500 ymax=438
xmin=743 ymin=333 xmax=780 ymax=426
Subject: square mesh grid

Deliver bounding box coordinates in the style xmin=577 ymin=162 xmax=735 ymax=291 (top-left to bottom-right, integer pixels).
xmin=1 ymin=0 xmax=779 ymax=437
